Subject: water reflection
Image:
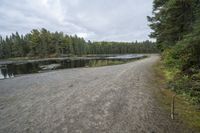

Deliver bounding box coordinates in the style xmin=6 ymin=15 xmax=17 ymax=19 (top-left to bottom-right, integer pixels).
xmin=0 ymin=54 xmax=145 ymax=80
xmin=0 ymin=59 xmax=93 ymax=79
xmin=0 ymin=67 xmax=14 ymax=79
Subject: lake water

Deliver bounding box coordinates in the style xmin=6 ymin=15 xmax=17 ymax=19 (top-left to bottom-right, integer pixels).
xmin=0 ymin=54 xmax=145 ymax=80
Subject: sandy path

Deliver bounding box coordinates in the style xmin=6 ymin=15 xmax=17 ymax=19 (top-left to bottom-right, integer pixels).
xmin=0 ymin=55 xmax=193 ymax=133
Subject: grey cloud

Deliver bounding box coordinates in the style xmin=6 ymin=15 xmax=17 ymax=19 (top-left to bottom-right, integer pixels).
xmin=0 ymin=0 xmax=153 ymax=41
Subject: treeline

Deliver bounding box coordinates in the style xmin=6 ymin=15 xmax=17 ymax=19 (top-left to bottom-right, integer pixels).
xmin=0 ymin=28 xmax=157 ymax=59
xmin=87 ymin=41 xmax=157 ymax=54
xmin=0 ymin=29 xmax=86 ymax=58
xmin=148 ymin=0 xmax=200 ymax=103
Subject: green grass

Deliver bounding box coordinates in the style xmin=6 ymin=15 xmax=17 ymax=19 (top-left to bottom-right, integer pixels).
xmin=87 ymin=60 xmax=125 ymax=67
xmin=153 ymin=61 xmax=200 ymax=131
xmin=86 ymin=56 xmax=147 ymax=67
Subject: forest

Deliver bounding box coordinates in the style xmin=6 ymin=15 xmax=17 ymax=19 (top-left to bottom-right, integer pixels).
xmin=0 ymin=29 xmax=157 ymax=59
xmin=148 ymin=0 xmax=200 ymax=103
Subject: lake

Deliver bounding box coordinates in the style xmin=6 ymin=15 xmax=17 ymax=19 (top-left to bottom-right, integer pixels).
xmin=0 ymin=54 xmax=145 ymax=80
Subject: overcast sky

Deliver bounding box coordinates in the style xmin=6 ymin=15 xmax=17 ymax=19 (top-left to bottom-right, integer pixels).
xmin=0 ymin=0 xmax=153 ymax=42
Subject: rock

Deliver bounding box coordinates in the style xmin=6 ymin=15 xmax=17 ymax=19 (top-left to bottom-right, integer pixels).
xmin=39 ymin=64 xmax=61 ymax=70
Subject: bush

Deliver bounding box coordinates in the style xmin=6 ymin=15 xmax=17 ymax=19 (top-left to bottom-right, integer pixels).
xmin=162 ymin=37 xmax=200 ymax=104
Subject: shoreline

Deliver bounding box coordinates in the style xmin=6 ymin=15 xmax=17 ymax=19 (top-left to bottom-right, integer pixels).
xmin=0 ymin=54 xmax=146 ymax=65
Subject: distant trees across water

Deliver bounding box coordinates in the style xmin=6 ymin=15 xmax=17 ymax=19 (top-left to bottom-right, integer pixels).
xmin=0 ymin=28 xmax=158 ymax=59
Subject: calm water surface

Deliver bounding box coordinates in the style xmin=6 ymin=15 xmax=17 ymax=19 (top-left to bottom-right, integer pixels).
xmin=0 ymin=54 xmax=145 ymax=80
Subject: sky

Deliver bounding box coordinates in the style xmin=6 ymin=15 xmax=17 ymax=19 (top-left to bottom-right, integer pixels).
xmin=0 ymin=0 xmax=153 ymax=42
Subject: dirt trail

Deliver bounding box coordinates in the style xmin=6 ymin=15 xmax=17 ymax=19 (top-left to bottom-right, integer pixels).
xmin=0 ymin=55 xmax=195 ymax=133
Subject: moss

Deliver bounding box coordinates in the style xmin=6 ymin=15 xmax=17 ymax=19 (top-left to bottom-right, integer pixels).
xmin=163 ymin=67 xmax=180 ymax=81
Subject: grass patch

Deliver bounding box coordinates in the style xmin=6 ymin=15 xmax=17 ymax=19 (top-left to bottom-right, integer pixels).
xmin=153 ymin=60 xmax=200 ymax=131
xmin=87 ymin=56 xmax=147 ymax=67
xmin=87 ymin=60 xmax=125 ymax=67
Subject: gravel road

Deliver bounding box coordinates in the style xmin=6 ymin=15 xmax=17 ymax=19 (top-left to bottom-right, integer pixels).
xmin=0 ymin=55 xmax=195 ymax=133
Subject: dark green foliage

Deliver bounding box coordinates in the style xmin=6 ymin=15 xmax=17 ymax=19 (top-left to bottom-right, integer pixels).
xmin=149 ymin=0 xmax=200 ymax=103
xmin=169 ymin=74 xmax=200 ymax=103
xmin=87 ymin=41 xmax=157 ymax=54
xmin=0 ymin=29 xmax=158 ymax=59
xmin=148 ymin=0 xmax=196 ymax=50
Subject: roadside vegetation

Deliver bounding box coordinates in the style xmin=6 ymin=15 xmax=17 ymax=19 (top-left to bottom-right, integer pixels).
xmin=87 ymin=56 xmax=147 ymax=67
xmin=148 ymin=0 xmax=200 ymax=130
xmin=153 ymin=61 xmax=200 ymax=130
xmin=148 ymin=0 xmax=200 ymax=104
xmin=87 ymin=60 xmax=125 ymax=67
